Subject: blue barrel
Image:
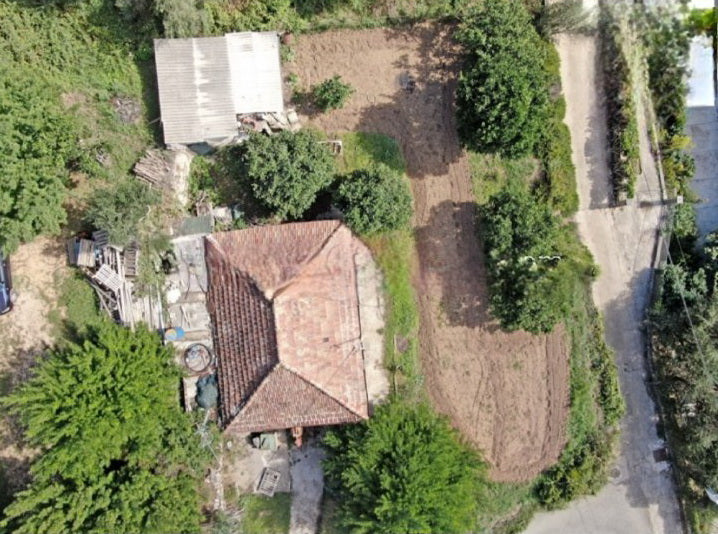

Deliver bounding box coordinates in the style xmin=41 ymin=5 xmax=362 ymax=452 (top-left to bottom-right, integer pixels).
xmin=164 ymin=327 xmax=185 ymax=342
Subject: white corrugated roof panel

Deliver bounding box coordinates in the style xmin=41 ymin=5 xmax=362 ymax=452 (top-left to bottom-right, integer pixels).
xmin=226 ymin=32 xmax=284 ymax=115
xmin=154 ymin=32 xmax=284 ymax=146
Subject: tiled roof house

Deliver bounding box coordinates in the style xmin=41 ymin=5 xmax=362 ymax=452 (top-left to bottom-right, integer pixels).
xmin=205 ymin=221 xmax=371 ymax=435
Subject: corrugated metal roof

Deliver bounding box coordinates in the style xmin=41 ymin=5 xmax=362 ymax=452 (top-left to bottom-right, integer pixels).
xmin=154 ymin=32 xmax=284 ymax=146
xmin=227 ymin=32 xmax=285 ymax=115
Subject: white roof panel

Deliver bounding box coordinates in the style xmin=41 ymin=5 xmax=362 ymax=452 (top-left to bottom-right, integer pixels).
xmin=227 ymin=32 xmax=284 ymax=115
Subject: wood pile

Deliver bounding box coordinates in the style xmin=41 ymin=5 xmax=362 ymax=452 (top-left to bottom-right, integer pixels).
xmin=133 ymin=149 xmax=171 ymax=189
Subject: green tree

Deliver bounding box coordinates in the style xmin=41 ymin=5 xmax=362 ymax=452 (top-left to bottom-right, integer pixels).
xmin=1 ymin=322 xmax=208 ymax=534
xmin=455 ymin=0 xmax=550 ymax=157
xmin=85 ymin=178 xmax=160 ymax=247
xmin=323 ymin=402 xmax=482 ymax=534
xmin=334 ymin=165 xmax=413 ymax=235
xmin=312 ymin=75 xmax=354 ymax=112
xmin=0 ymin=69 xmax=80 ymax=252
xmin=155 ymin=0 xmax=209 ymax=37
xmin=238 ymin=130 xmax=336 ymax=219
xmin=481 ymin=186 xmax=580 ymax=333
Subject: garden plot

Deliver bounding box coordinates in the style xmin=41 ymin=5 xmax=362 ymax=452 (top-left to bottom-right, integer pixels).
xmin=291 ymin=23 xmax=570 ymax=482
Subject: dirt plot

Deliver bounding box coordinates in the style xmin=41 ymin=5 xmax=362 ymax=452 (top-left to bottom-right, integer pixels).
xmin=0 ymin=237 xmax=70 ymax=491
xmin=292 ymin=24 xmax=570 ymax=481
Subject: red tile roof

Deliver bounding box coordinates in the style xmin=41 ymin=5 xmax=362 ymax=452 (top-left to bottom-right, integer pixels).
xmin=205 ymin=221 xmax=369 ymax=434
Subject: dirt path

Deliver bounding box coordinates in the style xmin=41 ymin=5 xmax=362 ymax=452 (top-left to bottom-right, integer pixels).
xmin=525 ymin=31 xmax=682 ymax=534
xmin=0 ymin=236 xmax=69 ymax=492
xmin=292 ymin=24 xmax=569 ymax=481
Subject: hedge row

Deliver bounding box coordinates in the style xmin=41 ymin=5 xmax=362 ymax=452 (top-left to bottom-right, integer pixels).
xmin=600 ymin=9 xmax=640 ymax=202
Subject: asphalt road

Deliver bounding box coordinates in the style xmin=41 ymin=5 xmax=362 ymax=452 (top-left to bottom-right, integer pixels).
xmin=524 ymin=31 xmax=682 ymax=534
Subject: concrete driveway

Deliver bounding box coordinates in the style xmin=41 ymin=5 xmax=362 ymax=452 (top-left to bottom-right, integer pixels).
xmin=524 ymin=30 xmax=682 ymax=534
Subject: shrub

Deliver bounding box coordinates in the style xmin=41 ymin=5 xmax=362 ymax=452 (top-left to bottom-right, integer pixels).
xmin=156 ymin=0 xmax=209 ymax=37
xmin=455 ymin=0 xmax=550 ymax=158
xmin=0 ymin=68 xmax=81 ymax=252
xmin=600 ymin=8 xmax=640 ymax=200
xmin=323 ymin=401 xmax=482 ymax=534
xmin=238 ymin=130 xmax=336 ymax=220
xmin=334 ymin=165 xmax=413 ymax=235
xmin=534 ymin=0 xmax=591 ymax=37
xmin=1 ymin=322 xmax=209 ymax=533
xmin=481 ymin=186 xmax=575 ymax=333
xmin=312 ymin=75 xmax=354 ymax=112
xmin=85 ymin=178 xmax=161 ymax=247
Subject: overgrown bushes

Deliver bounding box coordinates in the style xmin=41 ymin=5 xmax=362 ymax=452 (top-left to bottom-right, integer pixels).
xmin=640 ymin=7 xmax=694 ymax=196
xmin=600 ymin=8 xmax=640 ymax=201
xmin=651 ymin=205 xmax=718 ymax=531
xmin=481 ymin=185 xmax=595 ymax=334
xmin=455 ymin=0 xmax=550 ymax=158
xmin=85 ymin=178 xmax=161 ymax=246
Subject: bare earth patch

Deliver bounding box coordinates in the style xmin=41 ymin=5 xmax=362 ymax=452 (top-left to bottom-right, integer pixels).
xmin=0 ymin=237 xmax=70 ymax=491
xmin=292 ymin=23 xmax=569 ymax=481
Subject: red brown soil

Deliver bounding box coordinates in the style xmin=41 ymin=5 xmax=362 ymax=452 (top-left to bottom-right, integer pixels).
xmin=292 ymin=23 xmax=570 ymax=482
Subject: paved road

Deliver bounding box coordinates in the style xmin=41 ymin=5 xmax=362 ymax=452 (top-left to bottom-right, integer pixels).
xmin=524 ymin=31 xmax=682 ymax=534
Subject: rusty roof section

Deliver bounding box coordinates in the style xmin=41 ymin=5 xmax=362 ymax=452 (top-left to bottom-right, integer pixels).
xmin=205 ymin=221 xmax=369 ymax=434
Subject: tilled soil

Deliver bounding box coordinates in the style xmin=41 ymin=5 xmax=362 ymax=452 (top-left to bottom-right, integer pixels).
xmin=292 ymin=23 xmax=569 ymax=481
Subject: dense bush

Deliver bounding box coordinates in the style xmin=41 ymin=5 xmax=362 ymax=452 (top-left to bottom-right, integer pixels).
xmin=481 ymin=186 xmax=588 ymax=333
xmin=334 ymin=165 xmax=412 ymax=235
xmin=0 ymin=70 xmax=81 ymax=252
xmin=323 ymin=401 xmax=482 ymax=534
xmin=1 ymin=322 xmax=209 ymax=533
xmin=537 ymin=96 xmax=580 ymax=215
xmin=600 ymin=9 xmax=640 ymax=200
xmin=534 ymin=0 xmax=590 ymax=38
xmin=455 ymin=0 xmax=550 ymax=158
xmin=85 ymin=178 xmax=161 ymax=246
xmin=312 ymin=75 xmax=354 ymax=111
xmin=237 ymin=130 xmax=336 ymax=220
xmin=640 ymin=8 xmax=695 ymax=196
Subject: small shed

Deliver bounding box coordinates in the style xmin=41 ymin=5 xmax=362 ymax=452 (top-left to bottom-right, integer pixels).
xmin=154 ymin=32 xmax=284 ymax=146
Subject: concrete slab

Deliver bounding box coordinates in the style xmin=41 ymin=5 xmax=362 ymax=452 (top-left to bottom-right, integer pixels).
xmin=224 ymin=431 xmax=291 ymax=495
xmin=687 ymin=107 xmax=718 ymax=237
xmin=289 ymin=437 xmax=325 ymax=534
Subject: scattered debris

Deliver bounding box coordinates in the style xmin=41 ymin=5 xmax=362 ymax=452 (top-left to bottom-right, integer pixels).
xmin=238 ymin=108 xmax=301 ymax=135
xmin=319 ymin=139 xmax=343 ymax=155
xmin=110 ymin=95 xmax=141 ymax=124
xmin=133 ymin=149 xmax=192 ymax=206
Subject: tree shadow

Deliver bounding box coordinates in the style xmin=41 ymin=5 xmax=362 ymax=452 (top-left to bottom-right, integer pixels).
xmin=601 ymin=270 xmax=682 ymax=527
xmin=415 ymin=200 xmax=498 ymax=331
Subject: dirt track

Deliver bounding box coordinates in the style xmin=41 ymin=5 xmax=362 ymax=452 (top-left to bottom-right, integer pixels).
xmin=292 ymin=24 xmax=569 ymax=481
xmin=0 ymin=237 xmax=69 ymax=492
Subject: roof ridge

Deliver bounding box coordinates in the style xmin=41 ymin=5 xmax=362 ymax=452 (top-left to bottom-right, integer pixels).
xmin=268 ymin=221 xmax=342 ymax=300
xmin=230 ymin=360 xmax=281 ymax=420
xmin=278 ymin=361 xmax=366 ymax=419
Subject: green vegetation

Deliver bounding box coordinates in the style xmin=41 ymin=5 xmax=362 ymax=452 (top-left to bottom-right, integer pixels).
xmin=600 ymin=7 xmax=640 ymax=200
xmin=334 ymin=165 xmax=412 ymax=235
xmin=1 ymin=322 xmax=209 ymax=533
xmin=323 ymin=402 xmax=483 ymax=534
xmin=239 ymin=494 xmax=291 ymax=534
xmin=640 ymin=7 xmax=694 ymax=197
xmin=85 ymin=178 xmax=161 ymax=246
xmin=688 ymin=7 xmax=717 ymax=37
xmin=312 ymin=75 xmax=354 ymax=112
xmin=650 ymin=205 xmax=718 ymax=532
xmin=339 ymin=133 xmax=420 ymax=395
xmin=48 ymin=271 xmax=104 ymax=342
xmin=236 ymin=130 xmax=336 ymax=220
xmin=480 ymin=185 xmax=594 ymax=334
xmin=534 ymin=0 xmax=591 ymax=38
xmin=455 ymin=0 xmax=550 ymax=158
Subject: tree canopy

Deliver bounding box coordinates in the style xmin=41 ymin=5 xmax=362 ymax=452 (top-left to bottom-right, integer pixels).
xmin=455 ymin=0 xmax=550 ymax=157
xmin=1 ymin=322 xmax=208 ymax=534
xmin=238 ymin=130 xmax=336 ymax=220
xmin=334 ymin=165 xmax=413 ymax=235
xmin=323 ymin=402 xmax=482 ymax=534
xmin=481 ymin=186 xmax=591 ymax=333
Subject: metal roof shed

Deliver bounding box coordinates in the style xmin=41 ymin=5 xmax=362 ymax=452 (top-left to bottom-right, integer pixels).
xmin=154 ymin=32 xmax=284 ymax=146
